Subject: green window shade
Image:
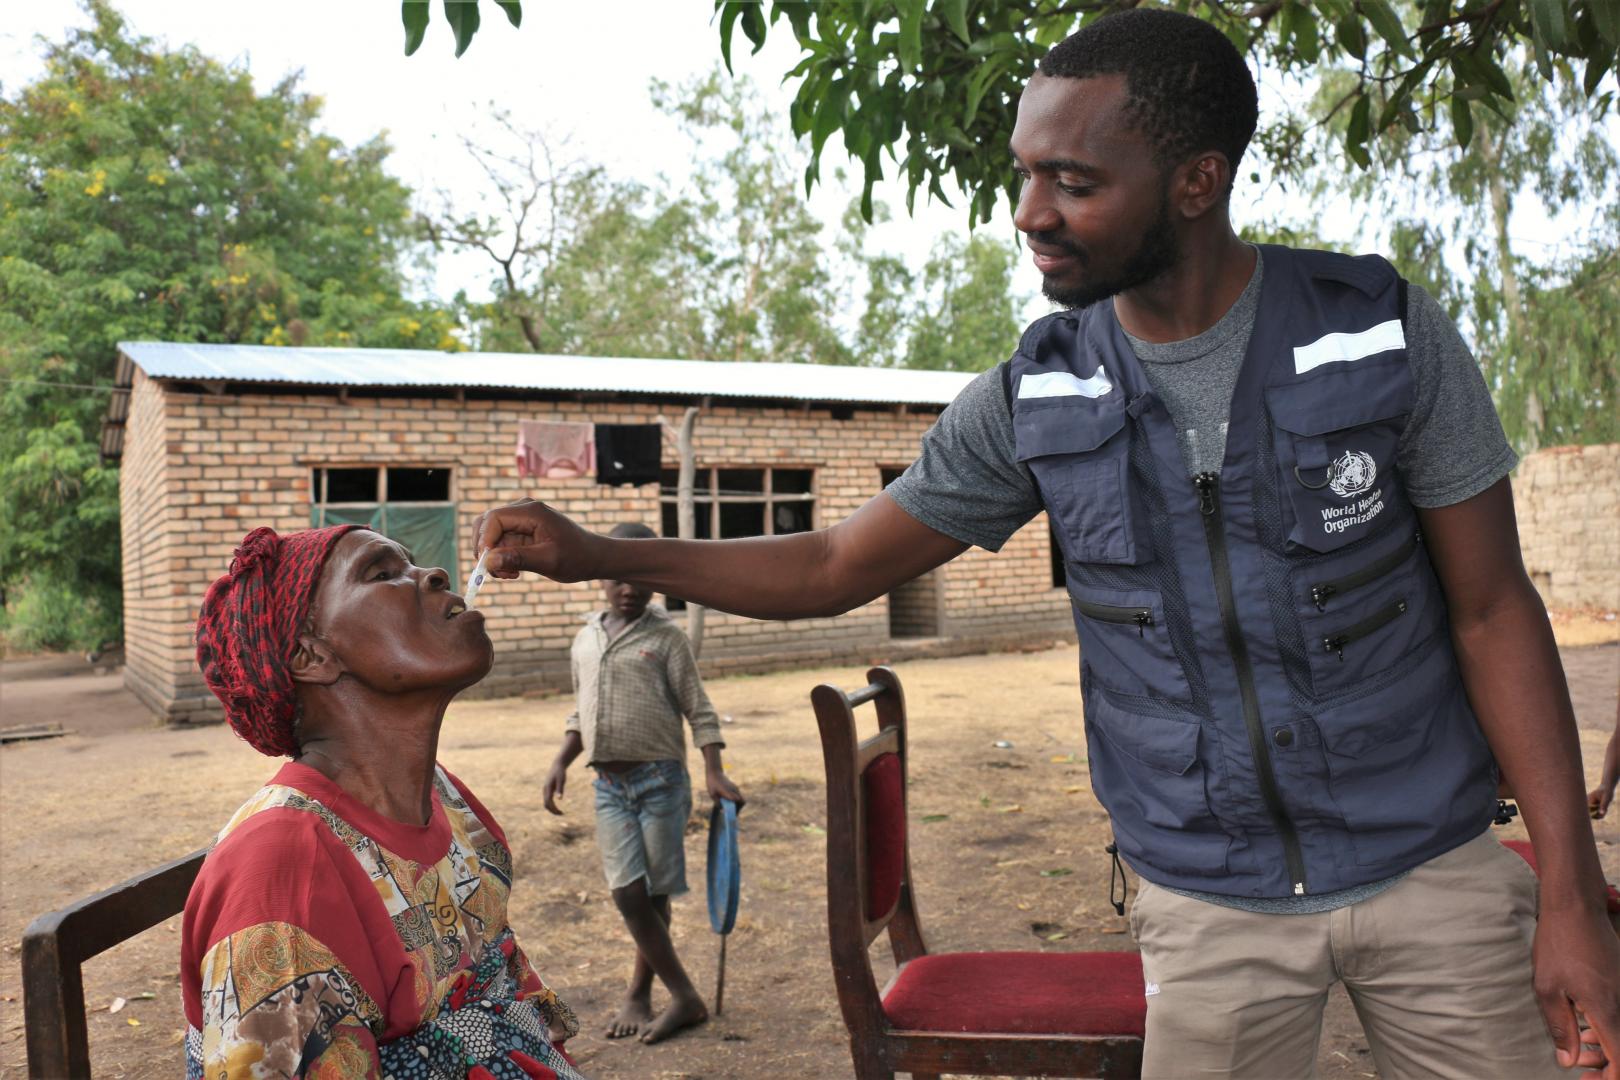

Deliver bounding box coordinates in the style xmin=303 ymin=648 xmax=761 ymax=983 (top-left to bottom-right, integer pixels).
xmin=384 ymin=504 xmax=458 ymax=575
xmin=311 ymin=505 xmax=384 ymax=530
xmin=308 ymin=504 xmax=457 ymax=575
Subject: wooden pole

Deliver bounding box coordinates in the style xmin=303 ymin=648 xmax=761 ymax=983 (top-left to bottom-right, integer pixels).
xmin=676 ymin=405 xmax=706 ymax=658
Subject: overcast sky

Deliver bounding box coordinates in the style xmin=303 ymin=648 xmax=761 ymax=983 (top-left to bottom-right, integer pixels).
xmin=2 ymin=1 xmax=1599 ymax=341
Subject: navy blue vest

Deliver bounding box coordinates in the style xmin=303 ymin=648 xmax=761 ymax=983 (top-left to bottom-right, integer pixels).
xmin=1010 ymin=245 xmax=1498 ymax=898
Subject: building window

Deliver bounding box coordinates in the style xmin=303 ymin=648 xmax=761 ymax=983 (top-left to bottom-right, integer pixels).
xmin=658 ymin=466 xmax=816 ymax=540
xmin=658 ymin=467 xmax=816 ymax=610
xmin=310 ymin=466 xmax=457 ymax=574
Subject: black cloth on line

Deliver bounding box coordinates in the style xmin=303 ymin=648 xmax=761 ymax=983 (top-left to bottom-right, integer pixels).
xmin=594 ymin=424 xmax=663 ymax=486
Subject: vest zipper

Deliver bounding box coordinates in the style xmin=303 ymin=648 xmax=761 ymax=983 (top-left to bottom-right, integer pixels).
xmin=1194 ymin=471 xmax=1308 ymax=896
xmin=1310 ymin=532 xmax=1420 ymax=611
xmin=1075 ymin=599 xmax=1155 ymax=637
xmin=1321 ymin=599 xmax=1409 ymax=661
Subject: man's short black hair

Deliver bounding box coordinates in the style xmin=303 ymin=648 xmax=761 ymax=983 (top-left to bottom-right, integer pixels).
xmin=608 ymin=522 xmax=657 ymax=540
xmin=1038 ymin=8 xmax=1258 ymax=190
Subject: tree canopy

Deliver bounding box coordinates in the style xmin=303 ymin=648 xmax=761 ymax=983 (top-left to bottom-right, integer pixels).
xmin=425 ymin=71 xmax=1026 ymax=372
xmin=0 ymin=2 xmax=459 ymax=648
xmin=1273 ymin=43 xmax=1618 ymax=449
xmin=711 ymin=0 xmax=1618 ymax=225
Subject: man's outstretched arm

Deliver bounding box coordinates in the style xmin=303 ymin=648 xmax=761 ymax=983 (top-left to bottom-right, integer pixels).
xmin=1420 ymin=477 xmax=1620 ymax=1078
xmin=472 ymin=492 xmax=969 ymax=621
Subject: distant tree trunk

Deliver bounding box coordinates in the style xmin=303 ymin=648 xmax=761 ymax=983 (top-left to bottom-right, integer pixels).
xmin=676 ymin=405 xmax=706 ymax=658
xmin=1477 ymin=118 xmax=1540 ymax=450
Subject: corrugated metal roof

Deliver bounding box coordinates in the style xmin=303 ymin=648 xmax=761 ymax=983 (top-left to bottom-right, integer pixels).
xmin=115 ymin=342 xmax=976 ymax=406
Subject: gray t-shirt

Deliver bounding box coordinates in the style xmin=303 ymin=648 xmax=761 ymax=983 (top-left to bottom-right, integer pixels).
xmin=890 ymin=248 xmax=1516 ymax=553
xmin=887 ymin=249 xmax=1516 ymax=912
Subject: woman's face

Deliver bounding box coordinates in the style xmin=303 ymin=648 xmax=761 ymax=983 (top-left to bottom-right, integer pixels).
xmin=305 ymin=530 xmax=493 ymax=693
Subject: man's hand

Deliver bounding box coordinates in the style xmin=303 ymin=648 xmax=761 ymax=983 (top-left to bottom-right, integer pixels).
xmin=1591 ymin=781 xmax=1616 ymax=820
xmin=473 ymin=498 xmax=601 ymax=582
xmin=706 ymin=769 xmax=745 ymax=809
xmin=542 ymin=760 xmax=570 ymax=815
xmin=1533 ymin=900 xmax=1620 ymax=1078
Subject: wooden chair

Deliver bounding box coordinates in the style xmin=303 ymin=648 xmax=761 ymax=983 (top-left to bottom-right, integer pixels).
xmin=811 ymin=666 xmax=1145 ymax=1080
xmin=22 ymin=848 xmax=208 ymax=1079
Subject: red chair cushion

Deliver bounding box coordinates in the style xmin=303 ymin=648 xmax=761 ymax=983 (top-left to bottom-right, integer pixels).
xmin=882 ymin=950 xmax=1146 ymax=1038
xmin=863 ymin=752 xmax=905 ymax=921
xmin=1503 ymin=838 xmax=1620 ymax=914
xmin=1504 ymin=838 xmax=1539 ymax=872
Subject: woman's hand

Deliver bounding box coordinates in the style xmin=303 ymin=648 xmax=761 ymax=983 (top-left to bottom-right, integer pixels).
xmin=473 ymin=499 xmax=602 ymax=582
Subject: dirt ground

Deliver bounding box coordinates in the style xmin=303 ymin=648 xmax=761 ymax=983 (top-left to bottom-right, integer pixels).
xmin=2 ymin=636 xmax=1616 ymax=1080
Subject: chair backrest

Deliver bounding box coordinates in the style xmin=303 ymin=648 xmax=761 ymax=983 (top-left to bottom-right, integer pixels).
xmin=22 ymin=848 xmax=208 ymax=1079
xmin=811 ymin=666 xmax=928 ymax=1040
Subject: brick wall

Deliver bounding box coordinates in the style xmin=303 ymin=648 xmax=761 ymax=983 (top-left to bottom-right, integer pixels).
xmin=122 ymin=381 xmax=1074 ymax=723
xmin=119 ymin=370 xmax=182 ymax=717
xmin=1512 ymin=443 xmax=1620 ymax=611
xmin=887 ymin=571 xmax=942 ymax=638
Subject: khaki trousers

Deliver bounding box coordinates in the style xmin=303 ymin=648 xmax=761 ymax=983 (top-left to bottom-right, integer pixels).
xmin=1129 ymin=830 xmax=1569 ymax=1079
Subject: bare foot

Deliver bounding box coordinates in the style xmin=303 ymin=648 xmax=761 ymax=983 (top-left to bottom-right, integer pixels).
xmin=638 ymin=994 xmax=708 ymax=1044
xmin=604 ymin=994 xmax=653 ymax=1039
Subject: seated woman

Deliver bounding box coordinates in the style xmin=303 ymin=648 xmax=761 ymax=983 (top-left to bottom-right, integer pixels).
xmin=182 ymin=524 xmax=584 ymax=1079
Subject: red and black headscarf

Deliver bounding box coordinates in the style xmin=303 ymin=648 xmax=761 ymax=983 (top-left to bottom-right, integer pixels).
xmin=195 ymin=525 xmax=363 ymax=757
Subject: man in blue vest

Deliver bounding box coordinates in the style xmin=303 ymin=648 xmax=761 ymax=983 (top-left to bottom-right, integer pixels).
xmin=474 ymin=9 xmax=1618 ymax=1077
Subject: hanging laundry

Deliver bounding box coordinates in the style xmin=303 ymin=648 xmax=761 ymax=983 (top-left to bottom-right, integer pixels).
xmin=594 ymin=424 xmax=663 ymax=486
xmin=516 ymin=420 xmax=595 ymax=479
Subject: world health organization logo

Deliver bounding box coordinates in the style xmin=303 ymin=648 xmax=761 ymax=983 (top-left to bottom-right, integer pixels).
xmin=1328 ymin=450 xmax=1377 ymax=498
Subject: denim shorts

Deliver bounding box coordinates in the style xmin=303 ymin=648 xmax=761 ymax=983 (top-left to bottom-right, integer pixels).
xmin=593 ymin=759 xmax=692 ymax=897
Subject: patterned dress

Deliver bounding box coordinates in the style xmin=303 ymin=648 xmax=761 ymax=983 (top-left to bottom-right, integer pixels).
xmin=181 ymin=762 xmax=584 ymax=1079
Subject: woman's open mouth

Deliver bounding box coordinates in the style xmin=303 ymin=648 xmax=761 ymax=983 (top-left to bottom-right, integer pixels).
xmin=445 ymin=602 xmax=484 ymax=623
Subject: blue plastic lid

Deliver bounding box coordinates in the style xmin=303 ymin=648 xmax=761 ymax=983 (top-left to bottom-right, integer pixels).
xmin=706 ymin=797 xmax=740 ymax=935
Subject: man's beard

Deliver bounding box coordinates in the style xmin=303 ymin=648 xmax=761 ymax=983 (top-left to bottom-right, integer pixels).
xmin=1039 ymin=192 xmax=1178 ymax=310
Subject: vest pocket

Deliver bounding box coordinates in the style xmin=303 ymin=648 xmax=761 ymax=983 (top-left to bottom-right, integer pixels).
xmin=1014 ymin=398 xmax=1149 ymax=565
xmin=1083 ymin=686 xmax=1230 ymax=878
xmin=1266 ymin=362 xmax=1412 ymax=554
xmin=1296 ymin=535 xmax=1440 ymax=694
xmin=1073 ymin=588 xmax=1190 ymax=704
xmin=1312 ymin=663 xmax=1497 ymax=866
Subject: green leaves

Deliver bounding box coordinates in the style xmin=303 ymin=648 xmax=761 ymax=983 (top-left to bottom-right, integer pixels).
xmin=402 ymin=1 xmax=430 ymax=56
xmin=1591 ymin=0 xmax=1620 ymax=47
xmin=1450 ymin=92 xmax=1473 ymax=150
xmin=1279 ymin=2 xmax=1321 ymax=65
xmin=1361 ymin=0 xmax=1413 ymax=59
xmin=1345 ymin=93 xmax=1372 ymax=168
xmin=899 ymin=0 xmax=926 ymax=72
xmin=713 ymin=0 xmax=1615 ymax=223
xmin=1530 ymin=0 xmax=1571 ymax=52
xmin=399 ymin=0 xmax=521 ymax=57
xmin=444 ymin=0 xmax=481 ymax=58
xmin=1335 ymin=11 xmax=1368 ymax=60
xmin=716 ymin=1 xmax=768 ymax=74
xmin=810 ymin=77 xmax=850 ymax=157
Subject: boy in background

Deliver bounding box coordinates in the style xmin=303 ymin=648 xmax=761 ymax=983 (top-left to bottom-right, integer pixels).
xmin=542 ymin=522 xmax=744 ymax=1045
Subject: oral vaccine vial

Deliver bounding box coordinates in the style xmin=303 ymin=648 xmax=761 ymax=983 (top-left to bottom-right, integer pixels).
xmin=463 ymin=549 xmax=490 ymax=608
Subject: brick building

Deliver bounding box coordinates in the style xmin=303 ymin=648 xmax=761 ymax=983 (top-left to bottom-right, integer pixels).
xmin=104 ymin=343 xmax=1074 ymax=724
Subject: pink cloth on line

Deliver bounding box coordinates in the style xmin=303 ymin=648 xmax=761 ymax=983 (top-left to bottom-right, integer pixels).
xmin=516 ymin=421 xmax=595 ymax=479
